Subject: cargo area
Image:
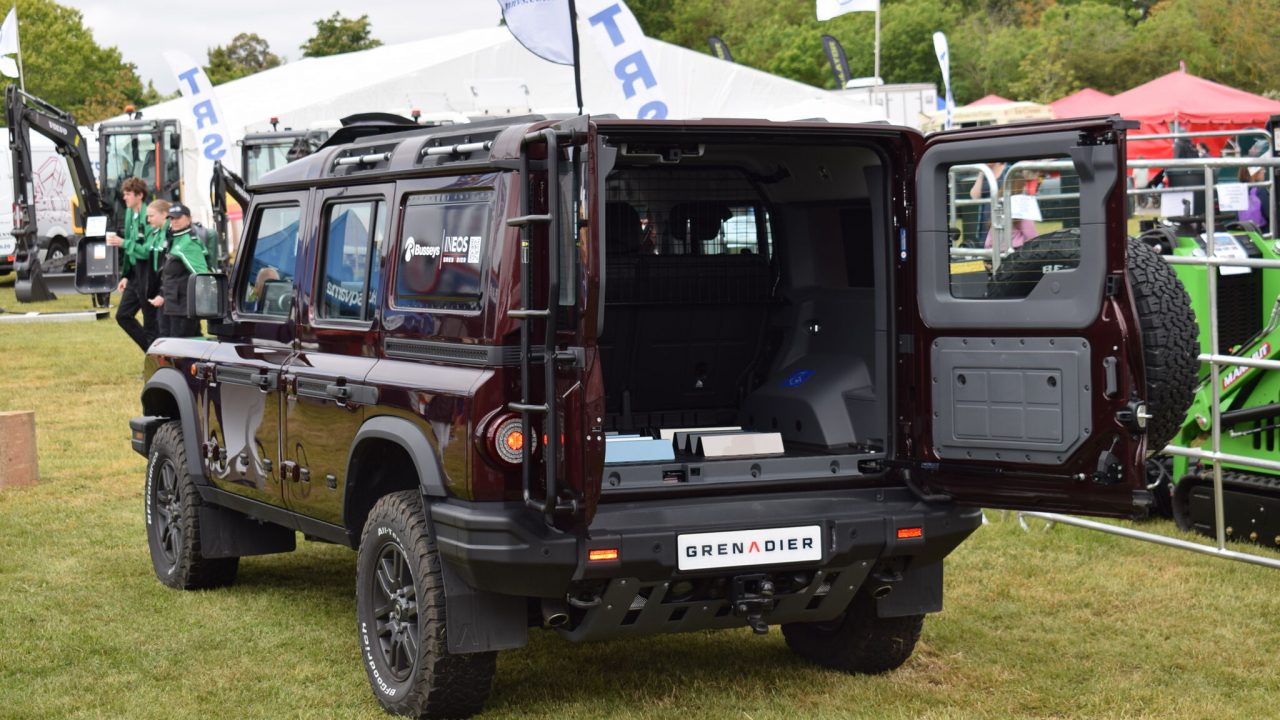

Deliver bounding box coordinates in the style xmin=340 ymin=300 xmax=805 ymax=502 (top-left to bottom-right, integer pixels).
xmin=596 ymin=134 xmax=892 ymax=481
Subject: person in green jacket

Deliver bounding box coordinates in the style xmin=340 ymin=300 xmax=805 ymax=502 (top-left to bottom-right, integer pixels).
xmin=149 ymin=202 xmax=208 ymax=338
xmin=106 ymin=177 xmax=156 ymax=350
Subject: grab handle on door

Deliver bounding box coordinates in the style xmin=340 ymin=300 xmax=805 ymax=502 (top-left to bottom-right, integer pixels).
xmin=325 ymin=383 xmax=351 ymax=402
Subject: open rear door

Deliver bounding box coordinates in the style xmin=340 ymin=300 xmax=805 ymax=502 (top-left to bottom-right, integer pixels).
xmin=906 ymin=117 xmax=1150 ymax=517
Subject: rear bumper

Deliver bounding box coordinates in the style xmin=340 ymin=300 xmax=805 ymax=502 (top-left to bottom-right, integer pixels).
xmin=429 ymin=486 xmax=982 ymax=599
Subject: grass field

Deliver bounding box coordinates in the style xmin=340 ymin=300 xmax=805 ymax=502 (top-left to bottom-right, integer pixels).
xmin=2 ymin=274 xmax=1279 ymax=719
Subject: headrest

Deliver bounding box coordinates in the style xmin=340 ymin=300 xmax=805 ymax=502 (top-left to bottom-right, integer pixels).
xmin=605 ymin=201 xmax=642 ymax=255
xmin=669 ymin=202 xmax=732 ymax=242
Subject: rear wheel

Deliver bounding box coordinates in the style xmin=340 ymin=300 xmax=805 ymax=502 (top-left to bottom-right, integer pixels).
xmin=145 ymin=421 xmax=239 ymax=589
xmin=355 ymin=490 xmax=495 ymax=719
xmin=782 ymin=591 xmax=923 ymax=674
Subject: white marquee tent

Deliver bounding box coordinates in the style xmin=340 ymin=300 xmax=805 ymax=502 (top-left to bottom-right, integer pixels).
xmin=117 ymin=26 xmax=885 ymax=195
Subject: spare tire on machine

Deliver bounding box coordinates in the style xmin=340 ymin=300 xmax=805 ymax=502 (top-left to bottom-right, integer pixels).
xmin=986 ymin=229 xmax=1199 ymax=454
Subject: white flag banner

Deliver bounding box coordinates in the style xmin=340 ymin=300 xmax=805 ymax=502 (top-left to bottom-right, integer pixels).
xmin=817 ymin=0 xmax=880 ymax=21
xmin=163 ymin=51 xmax=230 ymax=162
xmin=498 ymin=0 xmax=574 ymax=65
xmin=0 ymin=56 xmax=16 ymax=79
xmin=0 ymin=9 xmax=18 ymax=57
xmin=932 ymin=31 xmax=954 ymax=130
xmin=577 ymin=0 xmax=671 ymax=119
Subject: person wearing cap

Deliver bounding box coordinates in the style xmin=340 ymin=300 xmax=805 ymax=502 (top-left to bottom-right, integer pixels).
xmin=105 ymin=177 xmax=155 ymax=350
xmin=148 ymin=202 xmax=209 ymax=337
xmin=1237 ymin=141 xmax=1271 ymax=234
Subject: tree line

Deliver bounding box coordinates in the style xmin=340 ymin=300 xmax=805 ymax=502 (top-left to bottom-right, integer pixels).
xmin=632 ymin=0 xmax=1280 ymax=103
xmin=5 ymin=0 xmax=1279 ymax=125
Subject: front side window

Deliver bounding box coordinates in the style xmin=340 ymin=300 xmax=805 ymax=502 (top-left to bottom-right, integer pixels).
xmin=239 ymin=204 xmax=302 ymax=318
xmin=318 ymin=200 xmax=385 ymax=322
xmin=393 ymin=192 xmax=492 ymax=310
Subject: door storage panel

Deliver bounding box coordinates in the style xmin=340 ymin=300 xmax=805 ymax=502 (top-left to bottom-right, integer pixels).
xmin=931 ymin=336 xmax=1091 ymax=465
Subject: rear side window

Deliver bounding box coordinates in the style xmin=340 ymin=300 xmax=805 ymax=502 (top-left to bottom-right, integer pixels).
xmin=393 ymin=191 xmax=492 ymax=311
xmin=318 ymin=200 xmax=386 ymax=322
xmin=239 ymin=204 xmax=302 ymax=317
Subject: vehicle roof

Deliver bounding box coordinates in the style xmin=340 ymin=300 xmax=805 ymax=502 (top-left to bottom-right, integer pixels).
xmin=250 ymin=115 xmax=922 ymax=190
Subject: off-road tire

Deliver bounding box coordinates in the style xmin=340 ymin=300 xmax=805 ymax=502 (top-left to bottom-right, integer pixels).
xmin=782 ymin=591 xmax=923 ymax=674
xmin=987 ymin=231 xmax=1198 ymax=453
xmin=356 ymin=490 xmax=496 ymax=719
xmin=1125 ymin=236 xmax=1199 ymax=453
xmin=145 ymin=421 xmax=239 ymax=589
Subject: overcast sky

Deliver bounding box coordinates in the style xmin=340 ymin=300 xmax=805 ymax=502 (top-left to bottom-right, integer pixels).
xmin=61 ymin=1 xmax=502 ymax=93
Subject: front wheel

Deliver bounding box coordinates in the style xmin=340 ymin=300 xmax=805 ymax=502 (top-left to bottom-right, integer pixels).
xmin=145 ymin=421 xmax=239 ymax=589
xmin=782 ymin=591 xmax=923 ymax=674
xmin=355 ymin=490 xmax=495 ymax=719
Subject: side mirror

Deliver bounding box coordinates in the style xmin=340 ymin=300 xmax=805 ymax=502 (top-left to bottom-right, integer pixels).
xmin=169 ymin=132 xmax=181 ymax=151
xmin=188 ymin=272 xmax=228 ymax=319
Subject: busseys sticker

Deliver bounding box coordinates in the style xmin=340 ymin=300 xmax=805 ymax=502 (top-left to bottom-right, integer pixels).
xmin=403 ymin=236 xmax=440 ymax=262
xmin=1223 ymin=342 xmax=1272 ymax=390
xmin=677 ymin=525 xmax=822 ymax=571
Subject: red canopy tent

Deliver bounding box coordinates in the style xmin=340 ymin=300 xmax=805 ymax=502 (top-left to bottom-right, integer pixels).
xmin=1049 ymin=88 xmax=1112 ymax=118
xmin=965 ymin=94 xmax=1012 ymax=107
xmin=1104 ymin=70 xmax=1280 ymax=160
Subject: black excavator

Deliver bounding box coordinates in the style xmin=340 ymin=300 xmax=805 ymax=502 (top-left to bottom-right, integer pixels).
xmin=5 ymin=85 xmax=112 ymax=303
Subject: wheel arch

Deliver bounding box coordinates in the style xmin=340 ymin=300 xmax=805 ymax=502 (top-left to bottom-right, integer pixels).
xmin=343 ymin=415 xmax=449 ymax=545
xmin=141 ymin=367 xmax=204 ymax=481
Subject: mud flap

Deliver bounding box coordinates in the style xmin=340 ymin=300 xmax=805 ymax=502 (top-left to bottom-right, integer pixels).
xmin=441 ymin=557 xmax=529 ymax=654
xmin=875 ymin=560 xmax=943 ymax=618
xmin=197 ymin=504 xmax=297 ymax=559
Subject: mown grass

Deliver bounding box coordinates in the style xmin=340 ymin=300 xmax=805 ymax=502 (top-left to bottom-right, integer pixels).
xmin=2 ymin=274 xmax=1279 ymax=719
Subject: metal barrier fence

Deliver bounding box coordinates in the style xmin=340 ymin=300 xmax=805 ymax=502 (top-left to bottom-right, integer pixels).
xmin=1009 ymin=144 xmax=1280 ymax=570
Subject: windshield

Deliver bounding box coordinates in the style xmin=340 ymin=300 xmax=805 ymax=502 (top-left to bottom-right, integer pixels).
xmin=243 ymin=140 xmax=297 ymax=185
xmin=102 ymin=130 xmax=160 ymax=219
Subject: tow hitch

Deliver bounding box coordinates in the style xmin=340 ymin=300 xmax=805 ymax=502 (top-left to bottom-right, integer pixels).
xmin=730 ymin=574 xmax=776 ymax=634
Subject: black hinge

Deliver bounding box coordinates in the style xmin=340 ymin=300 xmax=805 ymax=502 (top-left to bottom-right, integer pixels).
xmin=897 ymin=334 xmax=914 ymax=354
xmin=1104 ymin=273 xmax=1123 ymax=297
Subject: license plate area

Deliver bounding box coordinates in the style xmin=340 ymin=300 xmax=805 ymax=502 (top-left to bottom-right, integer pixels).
xmin=677 ymin=525 xmax=822 ymax=571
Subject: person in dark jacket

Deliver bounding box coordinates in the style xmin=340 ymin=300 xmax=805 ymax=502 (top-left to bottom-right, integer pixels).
xmin=148 ymin=202 xmax=209 ymax=338
xmin=106 ymin=177 xmax=155 ymax=350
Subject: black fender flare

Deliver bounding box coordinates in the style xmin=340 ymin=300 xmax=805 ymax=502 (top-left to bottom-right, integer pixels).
xmin=140 ymin=367 xmax=205 ymax=482
xmin=345 ymin=415 xmax=449 ymax=499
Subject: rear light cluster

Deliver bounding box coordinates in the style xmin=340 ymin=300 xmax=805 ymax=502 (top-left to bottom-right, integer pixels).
xmin=490 ymin=414 xmax=536 ymax=465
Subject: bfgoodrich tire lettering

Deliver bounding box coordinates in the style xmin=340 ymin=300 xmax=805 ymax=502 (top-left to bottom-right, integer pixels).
xmin=355 ymin=490 xmax=495 ymax=719
xmin=145 ymin=421 xmax=239 ymax=589
xmin=782 ymin=590 xmax=923 ymax=674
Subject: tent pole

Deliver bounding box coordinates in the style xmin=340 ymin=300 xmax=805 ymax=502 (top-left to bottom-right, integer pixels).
xmin=569 ymin=0 xmax=584 ymax=115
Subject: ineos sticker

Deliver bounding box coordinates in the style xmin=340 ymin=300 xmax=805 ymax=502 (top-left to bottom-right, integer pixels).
xmin=403 ymin=236 xmax=440 ymax=262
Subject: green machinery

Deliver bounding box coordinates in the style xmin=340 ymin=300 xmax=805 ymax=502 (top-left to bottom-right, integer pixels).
xmin=1141 ymin=217 xmax=1280 ymax=546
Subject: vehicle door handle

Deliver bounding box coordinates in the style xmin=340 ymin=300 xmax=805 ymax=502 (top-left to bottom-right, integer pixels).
xmin=325 ymin=384 xmax=351 ymax=401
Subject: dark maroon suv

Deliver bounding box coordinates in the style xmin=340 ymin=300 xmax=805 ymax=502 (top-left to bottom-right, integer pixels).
xmin=130 ymin=114 xmax=1195 ymax=718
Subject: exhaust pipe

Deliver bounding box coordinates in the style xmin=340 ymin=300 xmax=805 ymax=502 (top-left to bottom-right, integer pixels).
xmin=541 ymin=600 xmax=570 ymax=628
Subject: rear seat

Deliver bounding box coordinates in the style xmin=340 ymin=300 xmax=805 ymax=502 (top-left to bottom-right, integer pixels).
xmin=602 ymin=200 xmax=773 ymax=430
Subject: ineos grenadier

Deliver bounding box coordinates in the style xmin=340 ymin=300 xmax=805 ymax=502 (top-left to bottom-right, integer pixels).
xmin=130 ymin=113 xmax=1197 ymax=719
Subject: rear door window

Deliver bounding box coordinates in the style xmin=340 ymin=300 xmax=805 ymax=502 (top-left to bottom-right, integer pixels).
xmin=317 ymin=199 xmax=386 ymax=322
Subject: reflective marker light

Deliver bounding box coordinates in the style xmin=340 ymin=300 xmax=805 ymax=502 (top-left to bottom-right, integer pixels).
xmin=588 ymin=548 xmax=619 ymax=562
xmin=897 ymin=527 xmax=923 ymax=539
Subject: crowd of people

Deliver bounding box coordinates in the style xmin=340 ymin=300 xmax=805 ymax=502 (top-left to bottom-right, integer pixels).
xmin=105 ymin=176 xmax=219 ymax=351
